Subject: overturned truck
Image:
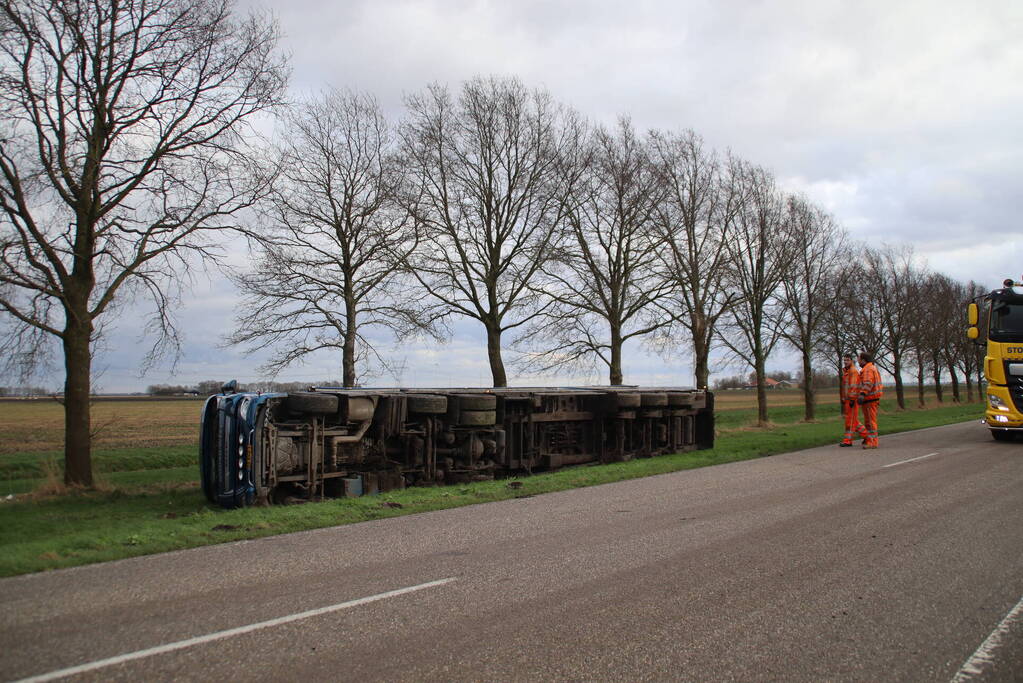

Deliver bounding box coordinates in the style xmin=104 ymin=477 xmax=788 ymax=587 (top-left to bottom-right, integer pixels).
xmin=200 ymin=385 xmax=715 ymax=509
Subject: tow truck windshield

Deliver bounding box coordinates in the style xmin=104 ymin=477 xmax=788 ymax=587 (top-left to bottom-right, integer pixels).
xmin=990 ymin=300 xmax=1023 ymax=342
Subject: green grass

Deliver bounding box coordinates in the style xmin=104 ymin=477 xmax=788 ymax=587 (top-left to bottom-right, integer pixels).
xmin=0 ymin=445 xmax=196 ymax=481
xmin=0 ymin=400 xmax=986 ymax=577
xmin=1 ymin=466 xmax=198 ymax=496
xmin=715 ymin=401 xmax=842 ymax=429
xmin=713 ymin=394 xmax=931 ymax=429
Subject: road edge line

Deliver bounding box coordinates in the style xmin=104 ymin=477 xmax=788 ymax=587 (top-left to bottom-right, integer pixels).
xmin=14 ymin=577 xmax=456 ymax=683
xmin=882 ymin=452 xmax=939 ymax=468
xmin=951 ymin=594 xmax=1023 ymax=681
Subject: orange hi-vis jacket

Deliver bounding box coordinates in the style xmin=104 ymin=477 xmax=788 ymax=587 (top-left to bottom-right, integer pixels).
xmin=859 ymin=362 xmax=883 ymax=402
xmin=841 ymin=365 xmax=860 ymax=402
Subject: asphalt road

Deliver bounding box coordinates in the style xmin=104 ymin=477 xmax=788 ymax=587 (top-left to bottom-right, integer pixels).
xmin=2 ymin=421 xmax=1022 ymax=682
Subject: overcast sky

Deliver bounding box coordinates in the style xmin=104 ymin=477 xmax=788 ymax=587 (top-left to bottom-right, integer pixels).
xmin=37 ymin=0 xmax=1023 ymax=392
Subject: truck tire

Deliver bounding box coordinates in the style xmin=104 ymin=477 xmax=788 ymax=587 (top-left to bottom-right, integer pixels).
xmin=991 ymin=429 xmax=1015 ymax=442
xmin=407 ymin=394 xmax=447 ymax=414
xmin=459 ymin=409 xmax=497 ymax=426
xmin=285 ymin=392 xmax=339 ymax=415
xmin=456 ymin=394 xmax=497 ymax=411
xmin=614 ymin=392 xmax=641 ymax=409
xmin=640 ymin=392 xmax=668 ymax=407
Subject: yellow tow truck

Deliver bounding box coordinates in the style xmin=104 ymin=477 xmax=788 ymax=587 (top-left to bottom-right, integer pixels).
xmin=968 ymin=276 xmax=1023 ymax=441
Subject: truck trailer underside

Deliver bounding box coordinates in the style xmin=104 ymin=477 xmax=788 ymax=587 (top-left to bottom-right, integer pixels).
xmin=201 ymin=386 xmax=715 ymax=509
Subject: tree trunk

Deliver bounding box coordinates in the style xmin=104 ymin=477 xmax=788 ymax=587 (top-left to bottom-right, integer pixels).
xmin=892 ymin=349 xmax=906 ymax=409
xmin=754 ymin=343 xmax=768 ymax=426
xmin=609 ymin=325 xmax=623 ymax=385
xmin=932 ymin=363 xmax=944 ymax=403
xmin=343 ymin=302 xmax=357 ymax=388
xmin=692 ymin=316 xmax=710 ymax=390
xmin=915 ymin=360 xmax=925 ymax=408
xmin=837 ymin=366 xmax=843 ymax=412
xmin=947 ymin=363 xmax=961 ymax=402
xmin=486 ymin=323 xmax=507 ymax=388
xmin=801 ymin=350 xmax=815 ymax=421
xmin=693 ymin=348 xmax=709 ymax=390
xmin=62 ymin=319 xmax=94 ymax=487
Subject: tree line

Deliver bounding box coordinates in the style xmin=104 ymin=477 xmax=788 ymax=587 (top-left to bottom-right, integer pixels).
xmin=232 ymin=81 xmax=984 ymax=426
xmin=0 ymin=0 xmax=985 ymax=487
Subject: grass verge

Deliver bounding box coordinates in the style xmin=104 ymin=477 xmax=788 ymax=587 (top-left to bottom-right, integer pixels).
xmin=0 ymin=402 xmax=985 ymax=577
xmin=0 ymin=445 xmax=196 ymax=483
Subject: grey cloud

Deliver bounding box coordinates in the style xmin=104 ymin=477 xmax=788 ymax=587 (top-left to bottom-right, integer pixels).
xmin=35 ymin=0 xmax=1020 ymax=391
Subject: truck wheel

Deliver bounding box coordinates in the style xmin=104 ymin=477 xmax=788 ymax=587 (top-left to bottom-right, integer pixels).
xmin=459 ymin=410 xmax=497 ymax=426
xmin=407 ymin=394 xmax=447 ymax=414
xmin=285 ymin=392 xmax=339 ymax=415
xmin=456 ymin=394 xmax=497 ymax=411
xmin=991 ymin=429 xmax=1015 ymax=442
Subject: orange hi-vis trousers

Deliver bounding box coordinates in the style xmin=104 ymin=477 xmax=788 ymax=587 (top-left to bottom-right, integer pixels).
xmin=842 ymin=401 xmax=867 ymax=445
xmin=861 ymin=400 xmax=879 ymax=447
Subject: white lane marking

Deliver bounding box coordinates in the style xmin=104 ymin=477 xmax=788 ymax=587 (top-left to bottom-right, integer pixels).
xmin=882 ymin=452 xmax=939 ymax=468
xmin=952 ymin=594 xmax=1023 ymax=681
xmin=16 ymin=577 xmax=456 ymax=683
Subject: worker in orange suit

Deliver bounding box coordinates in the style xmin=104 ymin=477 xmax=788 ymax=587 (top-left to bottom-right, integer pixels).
xmin=857 ymin=351 xmax=884 ymax=449
xmin=839 ymin=354 xmax=867 ymax=447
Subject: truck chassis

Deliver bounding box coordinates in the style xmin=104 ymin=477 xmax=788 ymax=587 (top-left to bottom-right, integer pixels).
xmin=201 ymin=386 xmax=714 ymax=509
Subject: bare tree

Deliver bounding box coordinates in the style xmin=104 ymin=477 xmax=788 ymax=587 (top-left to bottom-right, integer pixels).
xmin=908 ymin=269 xmax=978 ymax=407
xmin=649 ymin=129 xmax=738 ymax=390
xmin=917 ymin=274 xmax=948 ymax=403
xmin=778 ymin=195 xmax=846 ymax=420
xmin=0 ymin=0 xmax=288 ymax=486
xmin=720 ymin=158 xmax=790 ymax=426
xmin=842 ymin=261 xmax=889 ymax=369
xmin=815 ymin=258 xmax=868 ymax=395
xmin=932 ymin=274 xmax=977 ymax=404
xmin=864 ymin=244 xmax=917 ymax=409
xmin=400 ymin=77 xmax=576 ymax=387
xmin=520 ymin=119 xmax=669 ymax=384
xmin=227 ymin=90 xmax=425 ymax=386
xmin=938 ymin=278 xmax=964 ymax=403
xmin=904 ymin=266 xmax=932 ymax=407
xmin=939 ymin=278 xmax=987 ymax=403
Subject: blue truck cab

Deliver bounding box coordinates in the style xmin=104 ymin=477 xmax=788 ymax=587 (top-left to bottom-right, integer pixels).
xmin=200 ymin=381 xmax=284 ymax=508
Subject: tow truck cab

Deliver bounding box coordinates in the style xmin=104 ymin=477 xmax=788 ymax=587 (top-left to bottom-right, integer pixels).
xmin=968 ymin=277 xmax=1023 ymax=441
